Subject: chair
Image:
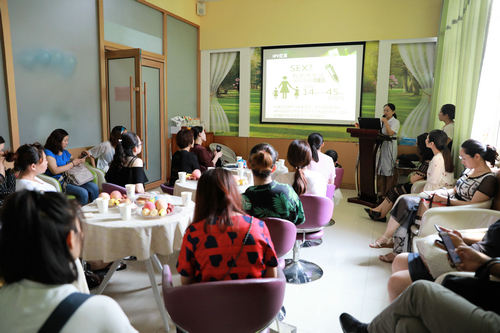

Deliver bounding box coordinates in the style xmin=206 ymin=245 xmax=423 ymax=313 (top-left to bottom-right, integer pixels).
xmin=84 ymin=161 xmax=106 ymax=190
xmin=209 ymin=143 xmax=237 ymax=165
xmin=325 ymin=184 xmax=336 ymax=227
xmin=102 ymin=182 xmax=126 ymax=196
xmin=283 ymin=194 xmax=334 ymax=284
xmin=162 ymin=265 xmax=286 ymax=333
xmin=37 ymin=174 xmax=76 ymax=200
xmin=160 ymin=183 xmax=174 ymax=195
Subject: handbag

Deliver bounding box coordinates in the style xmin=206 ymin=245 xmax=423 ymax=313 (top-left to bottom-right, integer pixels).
xmin=64 ymin=163 xmax=94 ymax=186
xmin=415 ymin=191 xmax=451 ymax=225
xmin=442 ymin=258 xmax=500 ymax=314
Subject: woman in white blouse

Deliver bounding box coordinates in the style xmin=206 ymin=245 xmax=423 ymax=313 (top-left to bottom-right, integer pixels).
xmin=5 ymin=143 xmax=56 ymax=192
xmin=89 ymin=126 xmax=126 ymax=173
xmin=306 ymin=132 xmax=335 ymax=184
xmin=276 ymin=140 xmax=327 ymax=196
xmin=438 ymin=104 xmax=455 ymax=148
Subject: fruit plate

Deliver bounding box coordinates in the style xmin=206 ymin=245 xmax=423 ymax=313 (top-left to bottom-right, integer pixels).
xmin=134 ymin=206 xmax=181 ymax=219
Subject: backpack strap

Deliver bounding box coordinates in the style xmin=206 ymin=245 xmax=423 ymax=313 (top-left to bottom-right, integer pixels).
xmin=38 ymin=293 xmax=94 ymax=333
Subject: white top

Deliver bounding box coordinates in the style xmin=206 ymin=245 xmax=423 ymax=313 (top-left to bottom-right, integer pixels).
xmin=0 ymin=280 xmax=137 ymax=333
xmin=306 ymin=151 xmax=336 ymax=184
xmin=16 ymin=178 xmax=57 ymax=192
xmin=378 ymin=117 xmax=400 ymax=176
xmin=423 ymin=153 xmax=455 ymax=191
xmin=89 ymin=141 xmax=115 ymax=173
xmin=442 ymin=122 xmax=455 ymax=141
xmin=275 ymin=169 xmax=327 ymax=196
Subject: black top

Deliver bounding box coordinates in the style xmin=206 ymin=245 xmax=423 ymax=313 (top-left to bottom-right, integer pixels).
xmin=0 ymin=169 xmax=16 ymax=208
xmin=455 ymin=170 xmax=496 ymax=201
xmin=472 ymin=220 xmax=500 ymax=257
xmin=105 ymin=157 xmax=148 ymax=187
xmin=169 ymin=150 xmax=200 ymax=186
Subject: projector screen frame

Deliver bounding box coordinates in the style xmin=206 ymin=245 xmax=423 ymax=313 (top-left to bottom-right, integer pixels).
xmin=260 ymin=41 xmax=366 ymax=127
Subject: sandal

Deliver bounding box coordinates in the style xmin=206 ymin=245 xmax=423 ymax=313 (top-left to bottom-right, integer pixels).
xmin=369 ymin=235 xmax=393 ymax=249
xmin=379 ymin=252 xmax=396 ymax=263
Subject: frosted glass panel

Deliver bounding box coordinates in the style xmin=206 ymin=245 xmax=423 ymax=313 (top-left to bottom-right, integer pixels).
xmin=167 ymin=16 xmax=198 ymax=136
xmin=0 ymin=34 xmax=10 ymax=148
xmin=9 ymin=0 xmax=100 ymax=147
xmin=108 ymin=58 xmax=136 ymax=132
xmin=104 ymin=0 xmax=163 ymax=55
xmin=142 ymin=66 xmax=161 ymax=183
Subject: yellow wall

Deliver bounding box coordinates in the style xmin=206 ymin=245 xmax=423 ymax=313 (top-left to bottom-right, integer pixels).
xmin=200 ymin=0 xmax=443 ymax=50
xmin=145 ymin=0 xmax=201 ymax=25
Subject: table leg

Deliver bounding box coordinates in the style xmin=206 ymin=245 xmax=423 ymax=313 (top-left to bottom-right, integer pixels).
xmin=93 ymin=259 xmax=123 ymax=295
xmin=152 ymin=254 xmax=163 ymax=273
xmin=145 ymin=257 xmax=170 ymax=332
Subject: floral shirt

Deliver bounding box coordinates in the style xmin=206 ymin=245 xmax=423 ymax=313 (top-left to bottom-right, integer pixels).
xmin=241 ymin=181 xmax=305 ymax=225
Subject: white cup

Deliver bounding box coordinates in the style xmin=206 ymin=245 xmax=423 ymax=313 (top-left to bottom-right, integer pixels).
xmin=278 ymin=159 xmax=285 ymax=168
xmin=237 ymin=161 xmax=244 ymax=169
xmin=178 ymin=172 xmax=187 ymax=183
xmin=181 ymin=191 xmax=192 ymax=207
xmin=237 ymin=168 xmax=245 ymax=179
xmin=207 ymin=167 xmax=215 ymax=170
xmin=118 ymin=203 xmax=132 ymax=221
xmin=236 ymin=156 xmax=242 ymax=162
xmin=125 ymin=184 xmax=136 ymax=200
xmin=245 ymin=170 xmax=253 ymax=184
xmin=95 ymin=197 xmax=109 ymax=214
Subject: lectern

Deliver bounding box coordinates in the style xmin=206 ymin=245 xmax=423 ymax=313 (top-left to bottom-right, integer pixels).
xmin=346 ymin=128 xmax=393 ymax=207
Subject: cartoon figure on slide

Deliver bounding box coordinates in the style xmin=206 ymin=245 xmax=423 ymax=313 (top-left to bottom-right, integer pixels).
xmin=294 ymin=87 xmax=300 ymax=99
xmin=273 ymin=88 xmax=279 ymax=99
xmin=278 ymin=76 xmax=294 ymax=99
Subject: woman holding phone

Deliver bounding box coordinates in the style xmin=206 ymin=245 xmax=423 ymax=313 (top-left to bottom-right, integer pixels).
xmin=190 ymin=126 xmax=222 ymax=172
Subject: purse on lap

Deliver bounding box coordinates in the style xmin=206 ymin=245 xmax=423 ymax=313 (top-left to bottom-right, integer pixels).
xmin=63 ymin=163 xmax=94 ymax=186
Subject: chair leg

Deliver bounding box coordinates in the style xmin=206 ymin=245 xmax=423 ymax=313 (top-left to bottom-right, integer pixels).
xmin=283 ymin=240 xmax=323 ymax=284
xmin=301 ymin=239 xmax=323 ymax=248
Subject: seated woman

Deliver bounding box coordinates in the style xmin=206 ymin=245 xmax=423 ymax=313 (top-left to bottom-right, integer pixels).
xmin=5 ymin=143 xmax=56 ymax=192
xmin=168 ymin=129 xmax=200 ymax=186
xmin=306 ymin=133 xmax=335 ymax=184
xmin=241 ymin=143 xmax=305 ymax=225
xmin=44 ymin=129 xmax=99 ymax=206
xmin=325 ymin=149 xmax=342 ymax=168
xmin=105 ymin=132 xmax=148 ymax=194
xmin=190 ymin=126 xmax=222 ymax=172
xmin=88 ymin=125 xmax=126 ymax=173
xmin=0 ymin=191 xmax=137 ymax=332
xmin=0 ymin=136 xmax=16 ymax=207
xmin=374 ymin=138 xmax=496 ymax=263
xmin=276 ymin=140 xmax=327 ymax=196
xmin=177 ymin=169 xmax=278 ymax=284
xmin=365 ymin=132 xmax=435 ymax=222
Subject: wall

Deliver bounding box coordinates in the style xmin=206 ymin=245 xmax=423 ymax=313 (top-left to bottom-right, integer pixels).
xmin=200 ymin=0 xmax=443 ymax=50
xmin=145 ymin=0 xmax=201 ymax=25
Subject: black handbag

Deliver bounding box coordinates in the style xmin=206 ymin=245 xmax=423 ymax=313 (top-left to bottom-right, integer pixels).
xmin=441 ymin=258 xmax=500 ymax=314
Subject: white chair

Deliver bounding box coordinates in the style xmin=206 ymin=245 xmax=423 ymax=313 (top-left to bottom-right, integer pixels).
xmin=209 ymin=143 xmax=237 ymax=165
xmin=37 ymin=174 xmax=63 ymax=192
xmin=410 ymin=180 xmax=427 ymax=193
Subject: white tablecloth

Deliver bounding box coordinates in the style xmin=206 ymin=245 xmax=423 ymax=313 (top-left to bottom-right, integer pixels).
xmin=173 ymin=179 xmax=253 ymax=197
xmin=81 ymin=195 xmax=194 ymax=262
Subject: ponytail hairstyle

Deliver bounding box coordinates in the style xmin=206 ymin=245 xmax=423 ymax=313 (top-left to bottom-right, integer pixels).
xmin=440 ymin=104 xmax=455 ymax=121
xmin=248 ymin=143 xmax=278 ymax=179
xmin=287 ymin=140 xmax=312 ymax=196
xmin=109 ymin=126 xmax=125 ymax=147
xmin=417 ymin=133 xmax=433 ymax=162
xmin=461 ymin=139 xmax=499 ymax=167
xmin=384 ymin=103 xmax=397 ymax=119
xmin=109 ymin=132 xmax=140 ymax=171
xmin=44 ymin=129 xmax=69 ymax=154
xmin=307 ymin=133 xmax=323 ymax=163
xmin=192 ymin=126 xmax=204 ymax=141
xmin=428 ymin=130 xmax=454 ymax=173
xmin=5 ymin=143 xmax=44 ymax=172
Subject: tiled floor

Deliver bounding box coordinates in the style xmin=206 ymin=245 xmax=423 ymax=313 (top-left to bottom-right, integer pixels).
xmin=100 ymin=189 xmax=393 ymax=333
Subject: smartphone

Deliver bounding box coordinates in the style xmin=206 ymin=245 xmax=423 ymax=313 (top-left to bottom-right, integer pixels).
xmin=81 ymin=151 xmax=88 ymax=157
xmin=434 ymin=224 xmax=444 ymax=233
xmin=216 ymin=145 xmax=222 ymax=152
xmin=439 ymin=232 xmax=462 ymax=267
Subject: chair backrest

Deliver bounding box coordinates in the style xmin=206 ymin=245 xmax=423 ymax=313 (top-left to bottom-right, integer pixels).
xmin=162 ymin=265 xmax=285 ymax=333
xmin=102 ymin=183 xmax=126 ymax=195
xmin=299 ymin=194 xmax=334 ymax=230
xmin=334 ymin=168 xmax=344 ymax=189
xmin=261 ymin=217 xmax=297 ymax=258
xmin=84 ymin=161 xmax=106 ymax=190
xmin=326 ymin=184 xmax=336 ymax=201
xmin=209 ymin=143 xmax=237 ymax=165
xmin=37 ymin=174 xmax=62 ymax=192
xmin=160 ymin=183 xmax=174 ymax=195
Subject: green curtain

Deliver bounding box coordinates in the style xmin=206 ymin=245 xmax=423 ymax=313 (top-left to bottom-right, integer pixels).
xmin=430 ymin=0 xmax=492 ymax=176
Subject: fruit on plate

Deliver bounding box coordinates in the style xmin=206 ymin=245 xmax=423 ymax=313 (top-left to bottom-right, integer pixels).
xmin=136 ymin=199 xmax=146 ymax=205
xmin=142 ymin=208 xmax=150 ymax=216
xmin=144 ymin=201 xmax=155 ymax=211
xmin=149 ymin=209 xmax=158 ymax=217
xmin=237 ymin=179 xmax=248 ymax=185
xmin=149 ymin=197 xmax=156 ymax=203
xmin=192 ymin=169 xmax=201 ymax=179
xmin=98 ymin=192 xmax=110 ymax=200
xmin=155 ymin=199 xmax=168 ymax=211
xmin=120 ymin=198 xmax=131 ymax=204
xmin=110 ymin=191 xmax=123 ymax=200
xmin=158 ymin=208 xmax=166 ymax=216
xmin=108 ymin=199 xmax=120 ymax=206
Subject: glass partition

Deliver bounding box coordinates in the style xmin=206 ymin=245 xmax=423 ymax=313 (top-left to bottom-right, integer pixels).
xmin=0 ymin=34 xmax=10 ymax=148
xmin=108 ymin=58 xmax=136 ymax=132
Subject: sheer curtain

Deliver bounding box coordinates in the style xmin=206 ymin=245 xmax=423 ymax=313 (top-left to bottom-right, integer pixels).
xmin=397 ymin=43 xmax=436 ymax=138
xmin=430 ymin=0 xmax=492 ymax=174
xmin=210 ymin=52 xmax=237 ymax=133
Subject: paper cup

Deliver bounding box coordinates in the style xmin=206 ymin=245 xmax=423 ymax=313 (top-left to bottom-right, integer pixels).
xmin=278 ymin=159 xmax=285 ymax=168
xmin=245 ymin=170 xmax=253 ymax=184
xmin=118 ymin=203 xmax=132 ymax=221
xmin=237 ymin=161 xmax=244 ymax=169
xmin=178 ymin=172 xmax=187 ymax=183
xmin=181 ymin=191 xmax=192 ymax=207
xmin=95 ymin=197 xmax=108 ymax=214
xmin=125 ymin=184 xmax=136 ymax=199
xmin=237 ymin=168 xmax=245 ymax=179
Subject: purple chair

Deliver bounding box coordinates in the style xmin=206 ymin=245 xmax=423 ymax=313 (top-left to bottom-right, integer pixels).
xmin=283 ymin=194 xmax=334 ymax=284
xmin=160 ymin=183 xmax=174 ymax=195
xmin=162 ymin=265 xmax=286 ymax=333
xmin=102 ymin=183 xmax=127 ymax=196
xmin=326 ymin=184 xmax=336 ymax=201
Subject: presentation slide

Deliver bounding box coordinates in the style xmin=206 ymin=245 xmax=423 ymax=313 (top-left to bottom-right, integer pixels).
xmin=261 ymin=43 xmax=365 ymax=126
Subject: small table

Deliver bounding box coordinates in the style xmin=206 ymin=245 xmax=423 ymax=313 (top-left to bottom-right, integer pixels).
xmin=81 ymin=195 xmax=195 ymax=331
xmin=174 ymin=179 xmax=254 ymax=197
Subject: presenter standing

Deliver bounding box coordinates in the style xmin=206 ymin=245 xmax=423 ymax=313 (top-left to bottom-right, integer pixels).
xmin=378 ymin=103 xmax=400 ymax=199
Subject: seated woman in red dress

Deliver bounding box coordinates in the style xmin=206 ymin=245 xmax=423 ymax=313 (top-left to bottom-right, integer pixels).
xmin=177 ymin=168 xmax=278 ymax=284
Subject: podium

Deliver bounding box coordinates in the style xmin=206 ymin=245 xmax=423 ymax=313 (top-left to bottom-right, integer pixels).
xmin=346 ymin=128 xmax=393 ymax=207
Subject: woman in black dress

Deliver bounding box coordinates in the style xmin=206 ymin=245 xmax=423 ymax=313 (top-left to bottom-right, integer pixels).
xmin=168 ymin=129 xmax=200 ymax=186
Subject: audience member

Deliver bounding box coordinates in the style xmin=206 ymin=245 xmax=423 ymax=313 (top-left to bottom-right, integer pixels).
xmin=190 ymin=126 xmax=222 ymax=172
xmin=89 ymin=126 xmax=126 ymax=173
xmin=0 ymin=135 xmax=16 ymax=207
xmin=168 ymin=129 xmax=200 ymax=186
xmin=378 ymin=103 xmax=400 ymax=198
xmin=439 ymin=103 xmax=455 ymax=148
xmin=325 ymin=149 xmax=342 ymax=168
xmin=306 ymin=133 xmax=335 ymax=184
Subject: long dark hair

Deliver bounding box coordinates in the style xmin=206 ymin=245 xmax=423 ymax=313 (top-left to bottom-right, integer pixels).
xmin=0 ymin=136 xmax=4 ymax=144
xmin=384 ymin=103 xmax=397 ymax=119
xmin=110 ymin=126 xmax=125 ymax=147
xmin=248 ymin=143 xmax=278 ymax=179
xmin=287 ymin=140 xmax=311 ymax=196
xmin=193 ymin=169 xmax=246 ymax=233
xmin=441 ymin=104 xmax=456 ymax=121
xmin=5 ymin=142 xmax=44 ymax=172
xmin=44 ymin=129 xmax=68 ymax=154
xmin=417 ymin=133 xmax=433 ymax=162
xmin=307 ymin=133 xmax=323 ymax=163
xmin=0 ymin=191 xmax=82 ymax=284
xmin=192 ymin=126 xmax=204 ymax=141
xmin=428 ymin=130 xmax=454 ymax=173
xmin=109 ymin=132 xmax=140 ymax=171
xmin=461 ymin=139 xmax=499 ymax=166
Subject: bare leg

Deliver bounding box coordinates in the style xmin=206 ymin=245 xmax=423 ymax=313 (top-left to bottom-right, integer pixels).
xmin=384 ymin=176 xmax=394 ymax=196
xmin=370 ymin=217 xmax=400 ymax=247
xmin=372 ymin=198 xmax=394 ymax=216
xmin=392 ymin=253 xmax=410 ymax=273
xmin=388 ymin=253 xmax=412 ymax=301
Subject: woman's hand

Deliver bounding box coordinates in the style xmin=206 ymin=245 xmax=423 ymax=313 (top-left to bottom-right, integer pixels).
xmin=432 ymin=192 xmax=449 ymax=203
xmin=80 ymin=150 xmax=90 ymax=159
xmin=214 ymin=150 xmax=223 ymax=159
xmin=455 ymin=245 xmax=490 ymax=272
xmin=72 ymin=157 xmax=85 ymax=166
xmin=381 ymin=116 xmax=388 ymax=124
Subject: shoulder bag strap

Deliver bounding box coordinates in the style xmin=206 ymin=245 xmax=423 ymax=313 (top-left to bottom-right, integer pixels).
xmin=221 ymin=217 xmax=253 ymax=280
xmin=38 ymin=293 xmax=94 ymax=333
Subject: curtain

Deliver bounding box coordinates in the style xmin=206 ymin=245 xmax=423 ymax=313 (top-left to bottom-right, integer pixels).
xmin=209 ymin=52 xmax=237 ymax=133
xmin=430 ymin=0 xmax=492 ymax=175
xmin=397 ymin=43 xmax=436 ymax=138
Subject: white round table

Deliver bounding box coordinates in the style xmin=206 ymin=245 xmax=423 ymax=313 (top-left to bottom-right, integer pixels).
xmin=173 ymin=179 xmax=253 ymax=197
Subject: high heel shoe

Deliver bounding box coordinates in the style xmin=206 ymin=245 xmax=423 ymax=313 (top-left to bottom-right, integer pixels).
xmin=369 ymin=235 xmax=393 ymax=248
xmin=364 ymin=208 xmax=381 ymax=220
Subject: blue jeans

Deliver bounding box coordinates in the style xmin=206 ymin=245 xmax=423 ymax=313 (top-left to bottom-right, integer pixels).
xmin=65 ymin=181 xmax=99 ymax=206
